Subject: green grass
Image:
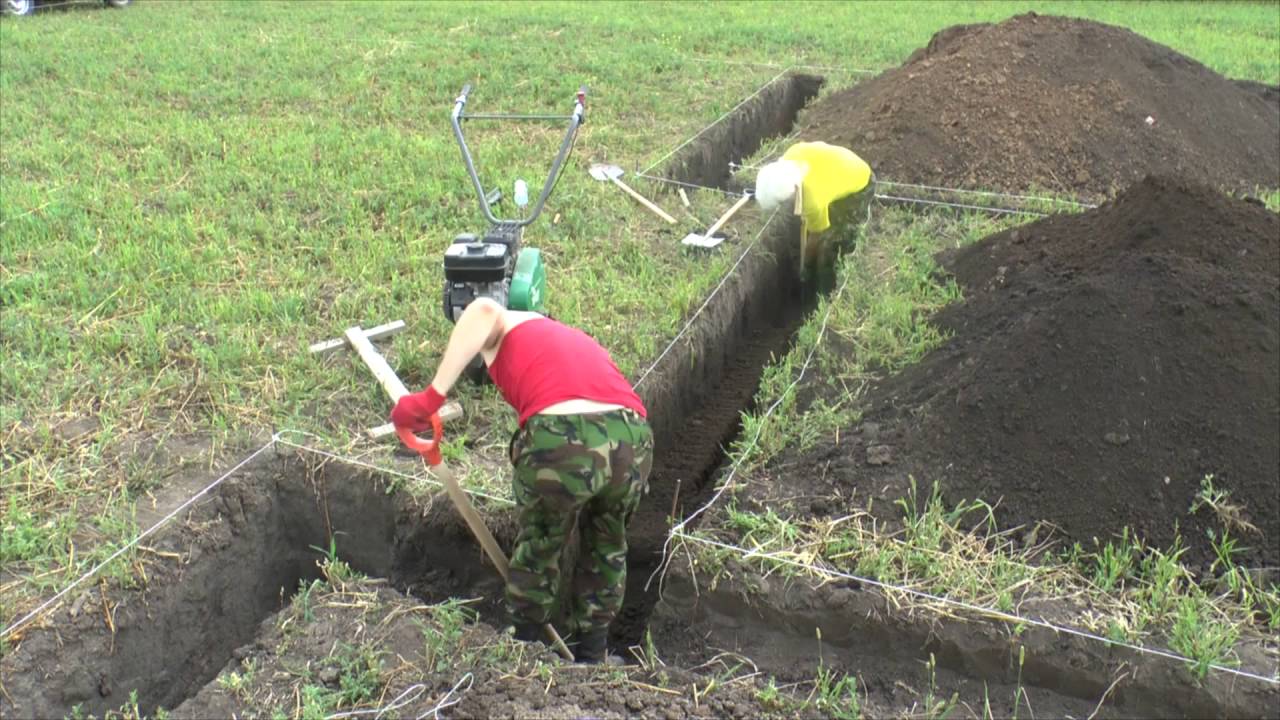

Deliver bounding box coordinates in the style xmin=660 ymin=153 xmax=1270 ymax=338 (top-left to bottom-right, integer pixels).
xmin=2 ymin=0 xmax=1277 ymax=633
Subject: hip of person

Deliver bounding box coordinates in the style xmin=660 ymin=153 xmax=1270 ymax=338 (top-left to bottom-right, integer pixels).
xmin=539 ymin=398 xmax=627 ymax=416
xmin=509 ymin=401 xmax=652 ymax=467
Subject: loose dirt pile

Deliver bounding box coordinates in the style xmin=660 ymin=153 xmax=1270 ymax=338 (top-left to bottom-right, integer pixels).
xmin=799 ymin=176 xmax=1280 ymax=566
xmin=799 ymin=13 xmax=1280 ymax=199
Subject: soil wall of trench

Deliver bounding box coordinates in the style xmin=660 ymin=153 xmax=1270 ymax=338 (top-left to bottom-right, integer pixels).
xmin=0 ymin=455 xmax=512 ymax=718
xmin=653 ymin=561 xmax=1279 ymax=718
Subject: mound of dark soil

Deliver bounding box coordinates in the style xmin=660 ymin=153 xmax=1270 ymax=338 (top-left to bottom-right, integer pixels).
xmin=799 ymin=13 xmax=1280 ymax=199
xmin=806 ymin=176 xmax=1280 ymax=566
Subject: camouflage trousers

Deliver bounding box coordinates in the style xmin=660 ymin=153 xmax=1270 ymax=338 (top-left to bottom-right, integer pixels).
xmin=506 ymin=408 xmax=654 ymax=636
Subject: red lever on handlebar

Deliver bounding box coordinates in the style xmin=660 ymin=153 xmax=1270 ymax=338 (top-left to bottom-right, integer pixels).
xmin=396 ymin=414 xmax=444 ymax=466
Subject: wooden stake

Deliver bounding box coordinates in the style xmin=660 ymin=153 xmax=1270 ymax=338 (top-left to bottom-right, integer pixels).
xmin=796 ymin=181 xmax=807 ymax=276
xmin=313 ymin=322 xmax=463 ymax=436
xmin=800 ymin=222 xmax=809 ymax=277
xmin=344 ymin=326 xmax=410 ymax=400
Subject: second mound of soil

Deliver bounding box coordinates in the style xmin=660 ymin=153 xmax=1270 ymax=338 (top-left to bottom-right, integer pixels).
xmin=799 ymin=13 xmax=1280 ymax=199
xmin=813 ymin=176 xmax=1280 ymax=566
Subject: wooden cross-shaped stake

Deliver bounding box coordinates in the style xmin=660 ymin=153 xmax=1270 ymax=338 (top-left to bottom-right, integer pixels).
xmin=310 ymin=320 xmax=463 ymax=438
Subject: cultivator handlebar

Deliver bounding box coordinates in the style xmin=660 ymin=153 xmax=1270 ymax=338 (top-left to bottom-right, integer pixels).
xmin=450 ymin=83 xmax=587 ymax=228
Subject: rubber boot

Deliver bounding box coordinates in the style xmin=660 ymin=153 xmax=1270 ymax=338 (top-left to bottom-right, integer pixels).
xmin=573 ymin=629 xmax=626 ymax=666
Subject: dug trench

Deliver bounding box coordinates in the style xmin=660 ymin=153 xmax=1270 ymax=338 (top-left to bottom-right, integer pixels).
xmin=0 ymin=186 xmax=817 ymax=720
xmin=0 ymin=72 xmax=822 ymax=718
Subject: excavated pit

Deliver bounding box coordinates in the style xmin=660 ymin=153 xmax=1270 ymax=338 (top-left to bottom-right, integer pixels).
xmin=0 ymin=454 xmax=512 ymax=718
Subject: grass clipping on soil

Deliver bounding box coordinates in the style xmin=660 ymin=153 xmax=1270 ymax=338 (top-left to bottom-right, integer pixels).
xmin=798 ymin=13 xmax=1280 ymax=200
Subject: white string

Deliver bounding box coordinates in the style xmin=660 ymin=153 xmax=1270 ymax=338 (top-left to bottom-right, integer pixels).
xmin=631 ymin=171 xmax=746 ymax=198
xmin=640 ymin=68 xmax=792 ymax=176
xmin=417 ymin=673 xmax=475 ymax=720
xmin=672 ymin=532 xmax=1280 ymax=685
xmin=320 ymin=672 xmax=475 ymax=720
xmin=325 ymin=684 xmax=427 ymax=719
xmin=875 ymin=193 xmax=1048 ymax=217
xmin=645 ymin=270 xmax=851 ymax=591
xmin=275 ymin=432 xmax=516 ymax=507
xmin=877 ymin=180 xmax=1098 ymax=208
xmin=632 ymin=209 xmax=779 ymax=390
xmin=2 ymin=434 xmax=282 ymax=640
xmin=684 ymin=55 xmax=882 ymax=74
xmin=662 ymin=163 xmax=1089 ymax=214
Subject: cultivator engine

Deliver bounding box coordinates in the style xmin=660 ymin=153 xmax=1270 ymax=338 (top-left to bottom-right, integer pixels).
xmin=442 ymin=84 xmax=585 ymax=381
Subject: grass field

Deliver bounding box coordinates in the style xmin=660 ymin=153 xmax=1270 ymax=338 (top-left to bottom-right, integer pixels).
xmin=2 ymin=0 xmax=1278 ymax=654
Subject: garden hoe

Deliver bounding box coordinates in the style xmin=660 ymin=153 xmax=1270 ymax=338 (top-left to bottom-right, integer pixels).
xmin=396 ymin=415 xmax=575 ymax=661
xmin=588 ymin=163 xmax=677 ymax=224
xmin=680 ymin=191 xmax=754 ymax=248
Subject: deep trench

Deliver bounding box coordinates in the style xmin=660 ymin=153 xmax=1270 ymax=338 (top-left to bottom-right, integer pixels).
xmin=612 ymin=72 xmax=825 ymax=648
xmin=0 ymin=73 xmax=825 ymax=719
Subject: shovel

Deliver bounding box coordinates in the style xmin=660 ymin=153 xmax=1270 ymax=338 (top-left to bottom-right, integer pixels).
xmin=588 ymin=163 xmax=677 ymax=224
xmin=396 ymin=418 xmax=575 ymax=661
xmin=681 ymin=192 xmax=753 ymax=248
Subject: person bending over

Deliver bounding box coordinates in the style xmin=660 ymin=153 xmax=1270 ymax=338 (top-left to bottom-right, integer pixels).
xmin=390 ymin=298 xmax=652 ymax=665
xmin=755 ymin=141 xmax=875 ymax=291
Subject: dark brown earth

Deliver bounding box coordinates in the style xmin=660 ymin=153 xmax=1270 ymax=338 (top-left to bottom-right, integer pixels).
xmin=779 ymin=176 xmax=1280 ymax=567
xmin=799 ymin=13 xmax=1280 ymax=200
xmin=174 ymin=576 xmax=793 ymax=720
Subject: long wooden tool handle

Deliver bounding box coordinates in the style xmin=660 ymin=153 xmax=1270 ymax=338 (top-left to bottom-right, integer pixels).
xmin=441 ymin=470 xmax=510 ymax=578
xmin=611 ymin=176 xmax=677 ymax=224
xmin=703 ymin=193 xmax=753 ymax=239
xmin=436 ymin=462 xmax=575 ymax=661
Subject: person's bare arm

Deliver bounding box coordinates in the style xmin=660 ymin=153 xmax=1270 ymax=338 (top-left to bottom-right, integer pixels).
xmin=428 ymin=297 xmax=506 ymax=394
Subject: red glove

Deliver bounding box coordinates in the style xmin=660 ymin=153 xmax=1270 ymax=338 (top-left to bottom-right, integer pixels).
xmin=391 ymin=386 xmax=445 ymax=432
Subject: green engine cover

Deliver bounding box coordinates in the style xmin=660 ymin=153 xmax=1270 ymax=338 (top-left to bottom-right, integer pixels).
xmin=509 ymin=247 xmax=546 ymax=312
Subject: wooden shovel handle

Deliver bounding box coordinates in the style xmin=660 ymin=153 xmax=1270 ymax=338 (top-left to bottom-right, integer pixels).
xmin=704 ymin=193 xmax=753 ymax=238
xmin=396 ymin=426 xmax=576 ymax=661
xmin=611 ymin=176 xmax=677 ymax=224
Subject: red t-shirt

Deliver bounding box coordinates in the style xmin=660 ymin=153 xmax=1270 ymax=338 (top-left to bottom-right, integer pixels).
xmin=487 ymin=318 xmax=647 ymax=427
